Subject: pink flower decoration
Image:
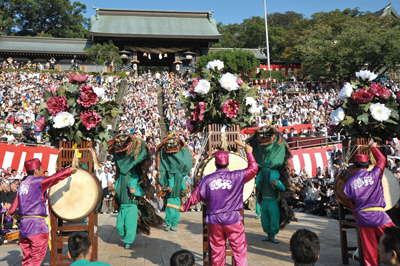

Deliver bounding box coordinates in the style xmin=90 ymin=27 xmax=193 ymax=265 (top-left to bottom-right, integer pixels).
xmin=77 ymin=85 xmax=99 ymax=108
xmin=80 ymin=110 xmax=102 ymax=130
xmin=192 ymin=102 xmax=206 ymax=121
xmin=46 ymin=95 xmax=69 ymax=116
xmin=186 ymin=118 xmax=195 ymax=133
xmin=222 ymin=99 xmax=239 ymax=118
xmin=34 ymin=116 xmax=47 ymax=132
xmin=46 ymin=86 xmax=58 ymax=95
xmin=352 ymin=89 xmax=374 ymax=104
xmin=69 ymin=73 xmax=89 ymax=84
xmin=189 ymin=78 xmax=200 ymax=95
xmin=237 ymin=77 xmax=243 ymax=87
xmin=369 ymin=83 xmax=390 ymax=99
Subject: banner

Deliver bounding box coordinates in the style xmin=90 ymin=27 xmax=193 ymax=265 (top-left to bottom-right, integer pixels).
xmin=0 ymin=142 xmax=59 ymax=175
xmin=289 ymin=144 xmax=342 ymax=177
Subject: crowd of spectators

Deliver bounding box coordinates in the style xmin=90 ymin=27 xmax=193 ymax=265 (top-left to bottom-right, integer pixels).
xmin=0 ymin=169 xmax=20 ymax=207
xmin=286 ymin=167 xmax=339 ymax=218
xmin=1 ymin=57 xmax=57 ymax=71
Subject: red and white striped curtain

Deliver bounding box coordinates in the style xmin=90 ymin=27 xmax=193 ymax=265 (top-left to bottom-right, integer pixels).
xmin=0 ymin=142 xmax=59 ymax=175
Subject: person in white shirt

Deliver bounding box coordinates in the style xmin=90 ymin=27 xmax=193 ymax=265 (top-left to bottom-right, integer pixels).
xmin=98 ymin=167 xmax=113 ymax=189
xmin=10 ymin=123 xmax=22 ymax=135
xmin=10 ymin=169 xmax=21 ymax=180
xmin=3 ymin=131 xmax=16 ymax=143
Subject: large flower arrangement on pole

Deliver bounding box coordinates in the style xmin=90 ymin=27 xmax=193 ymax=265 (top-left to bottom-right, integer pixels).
xmin=36 ymin=73 xmax=122 ymax=147
xmin=180 ymin=60 xmax=258 ymax=133
xmin=329 ymin=70 xmax=400 ymax=140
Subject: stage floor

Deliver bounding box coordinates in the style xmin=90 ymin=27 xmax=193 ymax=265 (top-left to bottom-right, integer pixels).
xmin=0 ymin=210 xmax=359 ymax=266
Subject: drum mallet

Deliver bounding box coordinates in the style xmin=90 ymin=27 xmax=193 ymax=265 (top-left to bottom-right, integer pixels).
xmin=166 ymin=203 xmax=181 ymax=211
xmin=234 ymin=140 xmax=246 ymax=148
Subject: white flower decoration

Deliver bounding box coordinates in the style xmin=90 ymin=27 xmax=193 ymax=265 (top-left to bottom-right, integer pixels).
xmin=330 ymin=107 xmax=345 ymax=125
xmin=249 ymin=106 xmax=260 ymax=114
xmin=53 ymin=112 xmax=75 ymax=128
xmin=206 ymin=60 xmax=224 ymax=71
xmin=194 ymin=80 xmax=211 ymax=95
xmin=356 ymin=70 xmax=378 ymax=81
xmin=93 ymin=87 xmax=105 ymax=98
xmin=219 ymin=73 xmax=239 ymax=91
xmin=369 ymin=103 xmax=391 ymax=122
xmin=337 ymin=83 xmax=353 ymax=100
xmin=245 ymin=97 xmax=257 ymax=106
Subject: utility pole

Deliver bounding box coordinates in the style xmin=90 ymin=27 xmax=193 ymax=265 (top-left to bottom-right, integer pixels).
xmin=264 ymin=0 xmax=272 ymax=80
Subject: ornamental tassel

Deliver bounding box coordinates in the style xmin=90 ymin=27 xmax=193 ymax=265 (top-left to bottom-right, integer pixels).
xmin=220 ymin=125 xmax=228 ymax=151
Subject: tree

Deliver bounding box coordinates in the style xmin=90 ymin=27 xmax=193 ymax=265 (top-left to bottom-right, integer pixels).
xmin=238 ymin=16 xmax=266 ymax=49
xmin=291 ymin=10 xmax=400 ymax=80
xmin=0 ymin=0 xmax=89 ymax=38
xmin=0 ymin=0 xmax=24 ymax=35
xmin=213 ymin=22 xmax=245 ymax=48
xmin=84 ymin=42 xmax=123 ymax=73
xmin=268 ymin=12 xmax=306 ymax=61
xmin=269 ymin=11 xmax=305 ymax=29
xmin=213 ymin=12 xmax=306 ymax=61
xmin=196 ymin=50 xmax=259 ymax=79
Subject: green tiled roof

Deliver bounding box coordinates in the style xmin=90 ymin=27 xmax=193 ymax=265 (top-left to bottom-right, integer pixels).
xmin=0 ymin=36 xmax=91 ymax=54
xmin=209 ymin=48 xmax=267 ymax=60
xmin=375 ymin=3 xmax=400 ymax=19
xmin=89 ymin=8 xmax=222 ymax=39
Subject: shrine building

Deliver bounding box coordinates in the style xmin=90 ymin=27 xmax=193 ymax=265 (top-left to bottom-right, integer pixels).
xmin=0 ymin=7 xmax=223 ymax=73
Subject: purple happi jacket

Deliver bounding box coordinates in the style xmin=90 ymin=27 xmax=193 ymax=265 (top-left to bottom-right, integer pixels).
xmin=184 ymin=153 xmax=258 ymax=225
xmin=343 ymin=147 xmax=392 ymax=227
xmin=9 ymin=168 xmax=71 ymax=239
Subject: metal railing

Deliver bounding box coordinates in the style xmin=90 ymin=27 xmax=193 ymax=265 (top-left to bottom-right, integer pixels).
xmin=286 ymin=136 xmax=342 ymax=150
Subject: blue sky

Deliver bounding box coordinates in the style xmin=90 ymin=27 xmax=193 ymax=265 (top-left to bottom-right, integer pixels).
xmin=78 ymin=0 xmax=399 ymax=25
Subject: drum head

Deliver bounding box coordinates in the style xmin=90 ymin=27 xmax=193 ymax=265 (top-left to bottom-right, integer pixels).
xmin=198 ymin=153 xmax=255 ymax=202
xmin=382 ymin=168 xmax=400 ymax=211
xmin=49 ymin=169 xmax=102 ymax=221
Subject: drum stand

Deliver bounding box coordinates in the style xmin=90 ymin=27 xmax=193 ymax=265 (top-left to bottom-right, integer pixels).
xmin=338 ymin=203 xmax=365 ymax=266
xmin=202 ymin=124 xmax=241 ymax=266
xmin=51 ymin=140 xmax=98 ymax=266
xmin=50 ymin=210 xmax=98 ymax=266
xmin=338 ymin=203 xmax=398 ymax=266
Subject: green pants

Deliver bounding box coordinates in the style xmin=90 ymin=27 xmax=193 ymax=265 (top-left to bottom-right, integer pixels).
xmin=256 ymin=200 xmax=261 ymax=215
xmin=261 ymin=198 xmax=280 ymax=235
xmin=116 ymin=203 xmax=138 ymax=244
xmin=165 ymin=197 xmax=181 ymax=227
